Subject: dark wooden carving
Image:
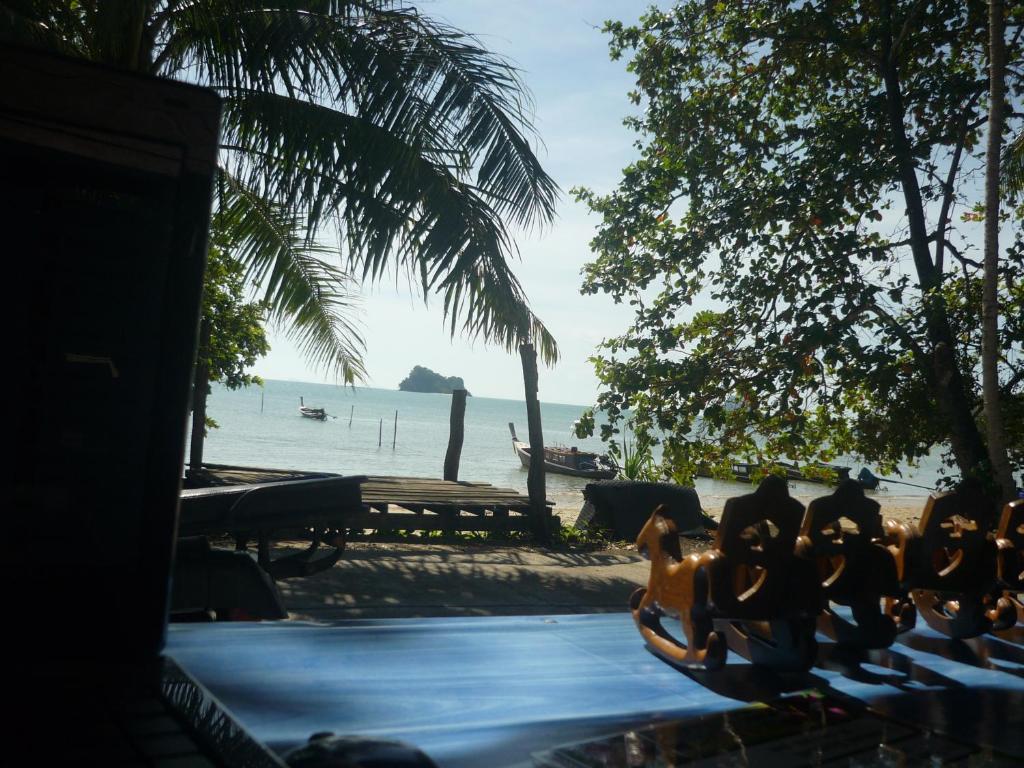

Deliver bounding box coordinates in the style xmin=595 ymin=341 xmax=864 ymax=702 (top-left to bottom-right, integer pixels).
xmin=994 ymin=499 xmax=1024 ymax=626
xmin=710 ymin=476 xmax=822 ymax=669
xmin=885 ymin=483 xmax=1015 ymax=638
xmin=796 ymin=480 xmax=914 ymax=648
xmin=632 ymin=476 xmax=821 ymax=671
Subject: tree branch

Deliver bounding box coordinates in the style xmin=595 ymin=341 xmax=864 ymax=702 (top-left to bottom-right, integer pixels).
xmin=934 ymin=99 xmax=977 ymax=275
xmin=892 ymin=0 xmax=929 ymax=56
xmin=945 ymin=239 xmax=983 ymax=270
xmin=868 ymin=302 xmax=927 ymax=364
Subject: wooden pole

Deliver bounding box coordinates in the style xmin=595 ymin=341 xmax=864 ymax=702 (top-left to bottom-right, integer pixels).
xmin=393 ymin=410 xmax=398 ymax=450
xmin=349 ymin=405 xmax=353 ymax=427
xmin=378 ymin=417 xmax=382 ymax=447
xmin=260 ymin=389 xmax=264 ymax=414
xmin=444 ymin=389 xmax=468 ymax=481
xmin=519 ymin=343 xmax=549 ymax=542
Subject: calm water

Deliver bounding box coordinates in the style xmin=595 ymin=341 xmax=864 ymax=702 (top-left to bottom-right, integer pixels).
xmin=192 ymin=379 xmax=949 ymax=512
xmin=194 ymin=379 xmax=610 ymax=500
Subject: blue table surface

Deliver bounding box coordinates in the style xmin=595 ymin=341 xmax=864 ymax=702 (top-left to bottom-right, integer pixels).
xmin=167 ymin=612 xmax=1024 ymax=767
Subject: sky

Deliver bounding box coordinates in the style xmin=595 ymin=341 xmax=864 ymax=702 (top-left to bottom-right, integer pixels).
xmin=251 ymin=1 xmax=650 ymax=405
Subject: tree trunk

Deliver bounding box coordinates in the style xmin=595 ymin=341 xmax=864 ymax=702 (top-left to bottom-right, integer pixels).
xmin=94 ymin=1 xmax=150 ymax=69
xmin=188 ymin=317 xmax=212 ymax=473
xmin=983 ymin=0 xmax=1016 ymax=502
xmin=878 ymin=1 xmax=988 ymax=478
xmin=443 ymin=389 xmax=468 ymax=481
xmin=520 ymin=343 xmax=549 ymax=542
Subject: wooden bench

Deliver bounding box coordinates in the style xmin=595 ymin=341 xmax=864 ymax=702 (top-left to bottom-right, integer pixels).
xmin=179 ymin=474 xmax=365 ymax=579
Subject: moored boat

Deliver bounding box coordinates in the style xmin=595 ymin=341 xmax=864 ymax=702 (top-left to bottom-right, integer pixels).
xmin=509 ymin=423 xmax=618 ymax=480
xmin=695 ymin=460 xmax=851 ymax=485
xmin=299 ymin=397 xmax=328 ymax=421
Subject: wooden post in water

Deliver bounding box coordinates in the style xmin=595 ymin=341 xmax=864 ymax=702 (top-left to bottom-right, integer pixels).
xmin=519 ymin=343 xmax=549 ymax=542
xmin=444 ymin=389 xmax=468 ymax=481
xmin=349 ymin=405 xmax=353 ymax=427
xmin=378 ymin=417 xmax=382 ymax=447
xmin=392 ymin=410 xmax=398 ymax=449
xmin=260 ymin=389 xmax=264 ymax=414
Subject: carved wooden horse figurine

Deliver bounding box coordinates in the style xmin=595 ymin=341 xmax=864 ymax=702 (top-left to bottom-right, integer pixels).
xmin=796 ymin=480 xmax=914 ymax=648
xmin=994 ymin=499 xmax=1024 ymax=626
xmin=885 ymin=482 xmax=1016 ymax=639
xmin=631 ymin=476 xmax=821 ymax=671
xmin=708 ymin=475 xmax=822 ymax=670
xmin=631 ymin=507 xmax=726 ymax=669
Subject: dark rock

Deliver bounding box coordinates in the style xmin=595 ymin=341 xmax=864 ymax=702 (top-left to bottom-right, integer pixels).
xmin=398 ymin=365 xmax=470 ymax=395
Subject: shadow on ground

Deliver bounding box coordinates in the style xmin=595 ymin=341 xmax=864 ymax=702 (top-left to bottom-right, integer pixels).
xmin=270 ymin=542 xmax=649 ymax=620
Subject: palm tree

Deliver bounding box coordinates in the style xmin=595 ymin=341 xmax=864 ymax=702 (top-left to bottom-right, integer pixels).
xmin=0 ymin=0 xmax=560 ymax=380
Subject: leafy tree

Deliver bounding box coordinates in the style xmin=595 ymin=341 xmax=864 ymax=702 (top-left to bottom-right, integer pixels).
xmin=189 ymin=233 xmax=272 ymax=467
xmin=574 ymin=1 xmax=1023 ymax=494
xmin=1 ymin=0 xmax=560 ymax=382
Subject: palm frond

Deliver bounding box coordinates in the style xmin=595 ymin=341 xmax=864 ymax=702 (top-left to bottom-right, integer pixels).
xmin=8 ymin=1 xmax=560 ymax=374
xmin=394 ymin=16 xmax=558 ymax=227
xmin=219 ymin=171 xmax=367 ymax=383
xmin=1004 ymin=130 xmax=1024 ymax=196
xmin=155 ymin=2 xmax=557 ymax=219
xmin=219 ymin=88 xmax=560 ymax=363
xmin=0 ymin=1 xmax=90 ymax=56
xmin=435 ymin=228 xmax=560 ymax=366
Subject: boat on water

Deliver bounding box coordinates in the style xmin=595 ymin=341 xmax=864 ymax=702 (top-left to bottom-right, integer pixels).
xmin=508 ymin=423 xmax=618 ymax=480
xmin=299 ymin=397 xmax=327 ymax=421
xmin=695 ymin=460 xmax=852 ymax=486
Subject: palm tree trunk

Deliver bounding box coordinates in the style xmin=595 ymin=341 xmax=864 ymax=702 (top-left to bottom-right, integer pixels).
xmin=520 ymin=343 xmax=549 ymax=542
xmin=93 ymin=1 xmax=151 ymax=69
xmin=983 ymin=0 xmax=1016 ymax=502
xmin=189 ymin=317 xmax=212 ymax=473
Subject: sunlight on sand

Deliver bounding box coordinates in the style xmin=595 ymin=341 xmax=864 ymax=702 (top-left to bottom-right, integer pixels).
xmin=549 ymin=487 xmax=927 ymax=529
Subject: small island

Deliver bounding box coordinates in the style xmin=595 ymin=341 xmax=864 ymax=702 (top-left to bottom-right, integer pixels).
xmin=398 ymin=365 xmax=470 ymax=395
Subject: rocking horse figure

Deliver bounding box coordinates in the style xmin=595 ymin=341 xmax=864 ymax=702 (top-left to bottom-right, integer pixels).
xmin=631 ymin=475 xmax=821 ymax=671
xmin=885 ymin=481 xmax=1016 ymax=639
xmin=796 ymin=480 xmax=914 ymax=649
xmin=631 ymin=507 xmax=726 ymax=669
xmin=707 ymin=475 xmax=822 ymax=670
xmin=994 ymin=499 xmax=1024 ymax=626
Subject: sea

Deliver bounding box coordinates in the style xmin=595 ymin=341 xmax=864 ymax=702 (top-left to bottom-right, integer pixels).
xmin=191 ymin=379 xmax=951 ymax=520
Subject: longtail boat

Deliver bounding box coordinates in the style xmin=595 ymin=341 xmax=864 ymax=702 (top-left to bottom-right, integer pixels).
xmin=509 ymin=423 xmax=618 ymax=480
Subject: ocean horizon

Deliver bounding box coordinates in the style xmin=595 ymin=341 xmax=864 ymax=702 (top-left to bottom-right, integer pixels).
xmin=191 ymin=378 xmax=950 ymax=513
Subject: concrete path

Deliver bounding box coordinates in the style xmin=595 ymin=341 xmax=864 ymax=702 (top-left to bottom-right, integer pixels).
xmin=274 ymin=541 xmax=650 ymax=621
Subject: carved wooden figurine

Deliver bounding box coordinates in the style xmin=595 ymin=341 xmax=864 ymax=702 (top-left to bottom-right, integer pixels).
xmin=630 ymin=509 xmax=726 ymax=669
xmin=885 ymin=482 xmax=1016 ymax=639
xmin=796 ymin=480 xmax=914 ymax=649
xmin=994 ymin=499 xmax=1024 ymax=626
xmin=708 ymin=475 xmax=822 ymax=669
xmin=631 ymin=476 xmax=821 ymax=671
